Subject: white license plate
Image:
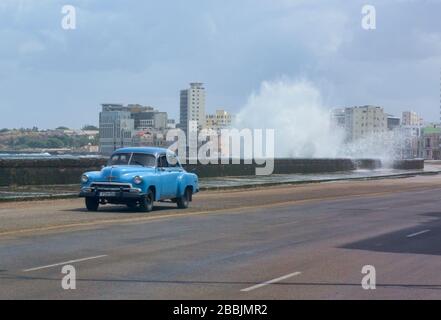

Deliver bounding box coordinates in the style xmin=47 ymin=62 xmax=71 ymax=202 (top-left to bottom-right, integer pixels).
xmin=100 ymin=192 xmax=117 ymax=197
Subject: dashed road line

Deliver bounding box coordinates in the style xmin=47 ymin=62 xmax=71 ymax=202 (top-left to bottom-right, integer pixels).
xmin=241 ymin=271 xmax=301 ymax=292
xmin=23 ymin=255 xmax=108 ymax=272
xmin=406 ymin=229 xmax=430 ymax=238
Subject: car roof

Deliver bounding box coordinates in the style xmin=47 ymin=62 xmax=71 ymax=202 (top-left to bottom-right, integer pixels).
xmin=112 ymin=147 xmax=171 ymax=157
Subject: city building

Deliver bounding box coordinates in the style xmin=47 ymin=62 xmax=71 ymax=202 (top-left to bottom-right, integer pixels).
xmin=420 ymin=125 xmax=441 ymax=159
xmin=99 ymin=103 xmax=169 ymax=154
xmin=396 ymin=125 xmax=422 ymax=159
xmin=179 ymin=82 xmax=206 ymax=136
xmin=402 ymin=111 xmax=423 ymax=126
xmin=99 ymin=104 xmax=135 ymax=155
xmin=205 ymin=109 xmax=234 ymax=131
xmin=387 ymin=114 xmax=401 ymax=131
xmin=330 ymin=108 xmax=346 ymax=129
xmin=167 ymin=119 xmax=176 ymax=129
xmin=344 ymin=105 xmax=387 ymax=141
xmin=124 ymin=104 xmax=168 ymax=131
xmin=132 ymin=129 xmax=167 ymax=147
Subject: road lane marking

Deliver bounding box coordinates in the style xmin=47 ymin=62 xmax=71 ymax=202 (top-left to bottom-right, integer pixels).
xmin=23 ymin=255 xmax=108 ymax=272
xmin=240 ymin=271 xmax=301 ymax=292
xmin=406 ymin=229 xmax=430 ymax=238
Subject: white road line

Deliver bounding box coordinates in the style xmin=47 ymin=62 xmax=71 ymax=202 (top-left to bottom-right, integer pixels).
xmin=23 ymin=255 xmax=108 ymax=272
xmin=406 ymin=229 xmax=430 ymax=238
xmin=240 ymin=271 xmax=301 ymax=292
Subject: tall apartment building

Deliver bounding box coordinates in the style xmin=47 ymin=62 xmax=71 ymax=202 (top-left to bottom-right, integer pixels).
xmin=179 ymin=82 xmax=206 ymax=136
xmin=99 ymin=103 xmax=169 ymax=154
xmin=402 ymin=111 xmax=423 ymax=126
xmin=344 ymin=105 xmax=387 ymax=141
xmin=205 ymin=109 xmax=234 ymax=131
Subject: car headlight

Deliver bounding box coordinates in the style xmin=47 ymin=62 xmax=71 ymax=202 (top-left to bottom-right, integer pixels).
xmin=133 ymin=176 xmax=143 ymax=184
xmin=81 ymin=174 xmax=89 ymax=183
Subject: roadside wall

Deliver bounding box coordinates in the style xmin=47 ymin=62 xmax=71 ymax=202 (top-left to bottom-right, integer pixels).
xmin=391 ymin=159 xmax=424 ymax=170
xmin=0 ymin=158 xmax=106 ymax=186
xmin=0 ymin=157 xmax=425 ymax=186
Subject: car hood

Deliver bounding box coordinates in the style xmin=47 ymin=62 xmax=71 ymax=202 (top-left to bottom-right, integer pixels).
xmin=98 ymin=165 xmax=155 ymax=181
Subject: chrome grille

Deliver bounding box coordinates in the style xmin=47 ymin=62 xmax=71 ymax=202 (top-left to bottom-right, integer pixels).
xmin=90 ymin=182 xmax=132 ymax=191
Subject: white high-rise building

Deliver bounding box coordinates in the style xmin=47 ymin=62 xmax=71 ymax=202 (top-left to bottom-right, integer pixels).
xmin=179 ymin=82 xmax=206 ymax=136
xmin=344 ymin=105 xmax=387 ymax=141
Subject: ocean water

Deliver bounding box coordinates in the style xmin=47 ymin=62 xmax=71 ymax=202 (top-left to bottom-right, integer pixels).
xmin=0 ymin=152 xmax=102 ymax=159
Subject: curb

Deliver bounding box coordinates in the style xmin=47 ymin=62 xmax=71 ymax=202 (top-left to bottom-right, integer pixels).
xmin=0 ymin=193 xmax=78 ymax=203
xmin=198 ymin=171 xmax=440 ymax=191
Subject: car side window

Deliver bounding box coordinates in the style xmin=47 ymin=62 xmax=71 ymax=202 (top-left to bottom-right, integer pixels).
xmin=166 ymin=153 xmax=179 ymax=168
xmin=158 ymin=155 xmax=168 ymax=168
xmin=130 ymin=153 xmax=156 ymax=167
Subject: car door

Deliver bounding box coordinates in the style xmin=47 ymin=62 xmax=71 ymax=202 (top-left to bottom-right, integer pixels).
xmin=157 ymin=155 xmax=175 ymax=198
xmin=164 ymin=152 xmax=183 ymax=197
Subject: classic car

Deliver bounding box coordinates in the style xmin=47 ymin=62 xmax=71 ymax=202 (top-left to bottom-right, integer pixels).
xmin=79 ymin=147 xmax=199 ymax=212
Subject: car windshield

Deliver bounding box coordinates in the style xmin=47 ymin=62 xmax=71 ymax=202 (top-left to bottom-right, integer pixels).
xmin=108 ymin=153 xmax=156 ymax=167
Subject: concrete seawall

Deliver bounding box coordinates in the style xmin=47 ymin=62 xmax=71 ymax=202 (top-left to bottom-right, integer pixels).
xmin=0 ymin=157 xmax=424 ymax=186
xmin=0 ymin=158 xmax=106 ymax=186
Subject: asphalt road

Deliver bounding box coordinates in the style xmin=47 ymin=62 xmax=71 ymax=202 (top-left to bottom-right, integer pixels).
xmin=2 ymin=175 xmax=441 ymax=299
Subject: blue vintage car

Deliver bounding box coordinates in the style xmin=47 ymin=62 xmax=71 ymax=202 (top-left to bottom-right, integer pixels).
xmin=79 ymin=147 xmax=199 ymax=212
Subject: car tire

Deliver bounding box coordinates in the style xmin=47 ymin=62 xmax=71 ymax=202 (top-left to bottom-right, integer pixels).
xmin=177 ymin=187 xmax=191 ymax=209
xmin=85 ymin=197 xmax=99 ymax=211
xmin=139 ymin=189 xmax=154 ymax=212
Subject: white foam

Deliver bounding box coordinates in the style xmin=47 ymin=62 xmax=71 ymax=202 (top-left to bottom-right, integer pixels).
xmin=235 ymin=78 xmax=404 ymax=161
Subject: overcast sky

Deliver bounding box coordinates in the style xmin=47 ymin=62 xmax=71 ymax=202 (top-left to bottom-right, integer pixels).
xmin=1 ymin=0 xmax=441 ymax=129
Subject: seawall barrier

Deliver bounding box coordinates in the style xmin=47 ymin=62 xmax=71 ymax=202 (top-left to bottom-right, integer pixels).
xmin=0 ymin=157 xmax=424 ymax=186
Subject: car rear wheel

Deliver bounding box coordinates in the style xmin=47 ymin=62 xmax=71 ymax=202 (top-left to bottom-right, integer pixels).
xmin=139 ymin=189 xmax=154 ymax=212
xmin=85 ymin=197 xmax=99 ymax=211
xmin=177 ymin=187 xmax=191 ymax=209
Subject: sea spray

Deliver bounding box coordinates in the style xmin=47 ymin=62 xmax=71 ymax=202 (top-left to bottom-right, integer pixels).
xmin=235 ymin=78 xmax=407 ymax=161
xmin=235 ymin=79 xmax=345 ymax=158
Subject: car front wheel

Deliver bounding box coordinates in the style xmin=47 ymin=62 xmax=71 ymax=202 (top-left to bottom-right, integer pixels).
xmin=177 ymin=187 xmax=191 ymax=209
xmin=85 ymin=197 xmax=99 ymax=211
xmin=139 ymin=189 xmax=154 ymax=212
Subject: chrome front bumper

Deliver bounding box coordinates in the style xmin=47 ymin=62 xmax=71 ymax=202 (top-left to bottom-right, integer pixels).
xmin=79 ymin=182 xmax=143 ymax=198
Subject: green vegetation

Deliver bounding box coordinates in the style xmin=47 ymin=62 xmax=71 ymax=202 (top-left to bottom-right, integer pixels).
xmin=5 ymin=134 xmax=98 ymax=149
xmin=82 ymin=125 xmax=99 ymax=131
xmin=0 ymin=126 xmax=99 ymax=150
